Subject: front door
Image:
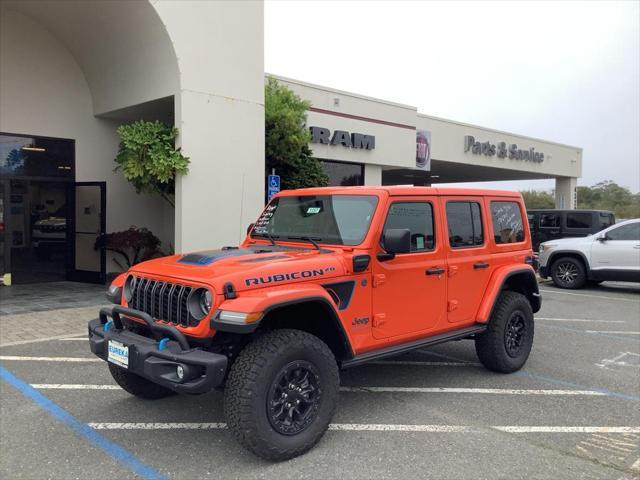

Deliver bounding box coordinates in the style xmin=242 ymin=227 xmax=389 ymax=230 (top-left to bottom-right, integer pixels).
xmin=67 ymin=182 xmax=106 ymax=283
xmin=371 ymin=198 xmax=447 ymax=339
xmin=443 ymin=197 xmax=492 ymax=324
xmin=591 ymin=222 xmax=640 ymax=273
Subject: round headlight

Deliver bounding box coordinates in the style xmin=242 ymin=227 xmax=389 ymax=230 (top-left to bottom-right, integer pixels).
xmin=200 ymin=290 xmax=213 ymax=313
xmin=187 ymin=288 xmax=213 ymax=321
xmin=123 ymin=275 xmax=136 ymax=302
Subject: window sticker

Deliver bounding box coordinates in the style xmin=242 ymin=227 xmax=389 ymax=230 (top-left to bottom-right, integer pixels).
xmin=416 ymin=236 xmax=425 ymax=250
xmin=306 ymin=207 xmax=321 ymax=214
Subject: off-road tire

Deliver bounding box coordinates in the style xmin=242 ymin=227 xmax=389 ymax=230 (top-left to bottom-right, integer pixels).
xmin=475 ymin=291 xmax=534 ymax=373
xmin=550 ymin=256 xmax=587 ymax=289
xmin=108 ymin=363 xmax=175 ymax=399
xmin=224 ymin=329 xmax=339 ymax=461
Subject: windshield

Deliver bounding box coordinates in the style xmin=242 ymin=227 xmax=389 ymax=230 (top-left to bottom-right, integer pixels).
xmin=251 ymin=195 xmax=379 ymax=246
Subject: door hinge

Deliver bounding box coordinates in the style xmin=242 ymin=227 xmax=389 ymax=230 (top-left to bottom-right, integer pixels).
xmin=373 ymin=313 xmax=386 ymax=327
xmin=447 ymin=300 xmax=459 ymax=312
xmin=373 ymin=274 xmax=386 ymax=287
xmin=448 ymin=265 xmax=458 ymax=277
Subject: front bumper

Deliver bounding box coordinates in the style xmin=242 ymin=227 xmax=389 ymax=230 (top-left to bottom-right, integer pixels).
xmin=88 ymin=306 xmax=228 ymax=394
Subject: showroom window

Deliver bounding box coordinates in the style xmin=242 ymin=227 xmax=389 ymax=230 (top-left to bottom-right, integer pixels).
xmin=322 ymin=160 xmax=364 ymax=186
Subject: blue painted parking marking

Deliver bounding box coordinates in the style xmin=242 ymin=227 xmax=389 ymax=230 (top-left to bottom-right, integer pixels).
xmin=0 ymin=366 xmax=167 ymax=480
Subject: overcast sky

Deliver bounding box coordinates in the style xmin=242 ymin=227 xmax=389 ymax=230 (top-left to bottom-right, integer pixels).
xmin=265 ymin=0 xmax=640 ymax=192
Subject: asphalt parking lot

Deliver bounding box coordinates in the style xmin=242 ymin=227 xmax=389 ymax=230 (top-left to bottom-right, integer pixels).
xmin=1 ymin=282 xmax=639 ymax=480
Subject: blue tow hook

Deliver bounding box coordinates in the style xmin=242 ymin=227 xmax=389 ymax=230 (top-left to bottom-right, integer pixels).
xmin=158 ymin=338 xmax=170 ymax=351
xmin=103 ymin=319 xmax=114 ymax=333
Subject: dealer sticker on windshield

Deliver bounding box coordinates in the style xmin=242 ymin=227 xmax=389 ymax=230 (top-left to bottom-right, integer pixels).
xmin=306 ymin=207 xmax=321 ymax=214
xmin=107 ymin=340 xmax=129 ymax=369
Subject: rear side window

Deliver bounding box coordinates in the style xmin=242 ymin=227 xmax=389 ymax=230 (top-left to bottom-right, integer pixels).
xmin=446 ymin=201 xmax=483 ymax=248
xmin=383 ymin=202 xmax=435 ymax=252
xmin=599 ymin=213 xmax=615 ymax=228
xmin=491 ymin=202 xmax=525 ymax=244
xmin=539 ymin=213 xmax=559 ymax=228
xmin=566 ymin=212 xmax=592 ymax=229
xmin=607 ymin=223 xmax=640 ymax=241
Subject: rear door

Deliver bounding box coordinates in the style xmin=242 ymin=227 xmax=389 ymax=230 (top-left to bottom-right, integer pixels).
xmin=371 ymin=196 xmax=447 ymax=339
xmin=442 ymin=196 xmax=492 ymax=324
xmin=563 ymin=211 xmax=594 ymax=239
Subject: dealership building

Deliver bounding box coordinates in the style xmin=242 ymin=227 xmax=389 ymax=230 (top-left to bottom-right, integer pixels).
xmin=0 ymin=0 xmax=581 ymax=285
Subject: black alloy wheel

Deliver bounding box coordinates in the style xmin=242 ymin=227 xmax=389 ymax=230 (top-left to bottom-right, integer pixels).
xmin=504 ymin=311 xmax=526 ymax=358
xmin=267 ymin=361 xmax=321 ymax=435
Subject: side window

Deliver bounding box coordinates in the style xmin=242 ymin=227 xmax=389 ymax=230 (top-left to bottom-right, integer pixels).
xmin=446 ymin=201 xmax=484 ymax=248
xmin=539 ymin=213 xmax=559 ymax=229
xmin=599 ymin=213 xmax=615 ymax=228
xmin=491 ymin=201 xmax=525 ymax=244
xmin=383 ymin=202 xmax=435 ymax=252
xmin=566 ymin=212 xmax=592 ymax=229
xmin=607 ymin=223 xmax=640 ymax=241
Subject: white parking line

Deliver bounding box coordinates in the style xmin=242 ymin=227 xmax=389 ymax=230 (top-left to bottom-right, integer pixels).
xmin=537 ymin=318 xmax=625 ymax=324
xmin=340 ymin=386 xmax=606 ymax=396
xmin=632 ymin=458 xmax=640 ymax=471
xmin=586 ymin=331 xmax=640 ymax=335
xmin=538 ymin=289 xmax=639 ymax=303
xmin=0 ymin=356 xmax=100 ymax=363
xmin=0 ymin=333 xmax=87 ymax=348
xmin=32 ymin=384 xmax=607 ymax=396
xmin=32 ymin=384 xmax=120 ymax=390
xmin=57 ymin=337 xmax=88 ymax=341
xmin=87 ymin=422 xmax=640 ymax=434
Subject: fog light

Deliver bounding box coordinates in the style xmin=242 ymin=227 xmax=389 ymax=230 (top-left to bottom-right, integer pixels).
xmin=176 ymin=365 xmax=184 ymax=380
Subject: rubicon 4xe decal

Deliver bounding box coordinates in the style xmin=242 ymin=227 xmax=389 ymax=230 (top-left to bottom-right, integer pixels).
xmin=244 ymin=267 xmax=337 ymax=287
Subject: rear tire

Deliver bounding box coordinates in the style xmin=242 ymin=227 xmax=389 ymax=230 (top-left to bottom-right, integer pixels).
xmin=224 ymin=329 xmax=339 ymax=461
xmin=475 ymin=291 xmax=534 ymax=373
xmin=108 ymin=363 xmax=176 ymax=399
xmin=550 ymin=256 xmax=586 ymax=289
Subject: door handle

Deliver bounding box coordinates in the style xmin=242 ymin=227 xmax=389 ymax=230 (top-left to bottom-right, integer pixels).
xmin=474 ymin=262 xmax=490 ymax=269
xmin=426 ymin=267 xmax=445 ymax=276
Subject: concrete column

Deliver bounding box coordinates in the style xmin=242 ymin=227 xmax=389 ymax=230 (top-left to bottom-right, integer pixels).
xmin=364 ymin=164 xmax=382 ymax=186
xmin=555 ymin=177 xmax=577 ymax=209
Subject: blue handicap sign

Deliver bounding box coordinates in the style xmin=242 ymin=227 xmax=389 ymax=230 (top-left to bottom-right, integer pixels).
xmin=267 ymin=175 xmax=280 ymax=200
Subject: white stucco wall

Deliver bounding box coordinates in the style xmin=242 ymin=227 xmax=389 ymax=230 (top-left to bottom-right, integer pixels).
xmin=154 ymin=0 xmax=265 ymax=252
xmin=0 ymin=7 xmax=172 ymax=270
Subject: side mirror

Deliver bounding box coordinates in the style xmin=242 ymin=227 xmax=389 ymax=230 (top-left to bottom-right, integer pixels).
xmin=597 ymin=234 xmax=609 ymax=242
xmin=379 ymin=228 xmax=411 ymax=261
xmin=246 ymin=223 xmax=255 ymax=235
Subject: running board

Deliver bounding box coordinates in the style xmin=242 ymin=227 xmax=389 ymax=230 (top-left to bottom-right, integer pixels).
xmin=341 ymin=325 xmax=486 ymax=369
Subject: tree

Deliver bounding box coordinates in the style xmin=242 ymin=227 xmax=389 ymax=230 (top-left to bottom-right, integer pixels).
xmin=576 ymin=181 xmax=640 ymax=219
xmin=114 ymin=120 xmax=189 ymax=207
xmin=265 ymin=77 xmax=329 ymax=190
xmin=520 ymin=190 xmax=555 ymax=209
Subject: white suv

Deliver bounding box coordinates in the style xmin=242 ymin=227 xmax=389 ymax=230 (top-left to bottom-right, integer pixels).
xmin=538 ymin=218 xmax=640 ymax=288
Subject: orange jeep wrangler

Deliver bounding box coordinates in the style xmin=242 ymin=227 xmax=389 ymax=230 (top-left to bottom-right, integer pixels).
xmin=89 ymin=186 xmax=540 ymax=460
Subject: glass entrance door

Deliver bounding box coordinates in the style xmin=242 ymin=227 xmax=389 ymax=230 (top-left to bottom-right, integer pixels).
xmin=68 ymin=182 xmax=106 ymax=284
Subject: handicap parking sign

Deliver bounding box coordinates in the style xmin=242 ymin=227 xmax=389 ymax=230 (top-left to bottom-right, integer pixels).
xmin=267 ymin=175 xmax=280 ymax=200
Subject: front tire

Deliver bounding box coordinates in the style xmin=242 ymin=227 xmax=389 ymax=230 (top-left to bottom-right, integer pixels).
xmin=550 ymin=256 xmax=586 ymax=289
xmin=224 ymin=329 xmax=339 ymax=461
xmin=108 ymin=363 xmax=176 ymax=399
xmin=475 ymin=291 xmax=534 ymax=373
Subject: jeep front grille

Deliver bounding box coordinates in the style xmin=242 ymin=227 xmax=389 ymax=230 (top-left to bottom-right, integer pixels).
xmin=127 ymin=276 xmax=195 ymax=327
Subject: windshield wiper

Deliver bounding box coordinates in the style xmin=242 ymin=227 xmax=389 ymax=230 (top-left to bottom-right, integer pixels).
xmin=253 ymin=232 xmax=278 ymax=246
xmin=286 ymin=236 xmax=322 ymax=251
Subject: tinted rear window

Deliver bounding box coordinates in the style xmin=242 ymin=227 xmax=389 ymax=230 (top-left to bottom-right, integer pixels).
xmin=491 ymin=202 xmax=525 ymax=244
xmin=566 ymin=212 xmax=592 ymax=229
